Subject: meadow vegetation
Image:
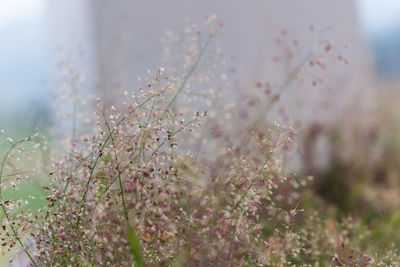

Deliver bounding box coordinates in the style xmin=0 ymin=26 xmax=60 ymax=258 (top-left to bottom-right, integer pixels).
xmin=0 ymin=15 xmax=400 ymax=266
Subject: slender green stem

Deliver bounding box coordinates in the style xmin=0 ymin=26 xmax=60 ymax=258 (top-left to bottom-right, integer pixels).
xmin=164 ymin=32 xmax=214 ymax=112
xmin=103 ymin=113 xmax=130 ymax=224
xmin=230 ymin=149 xmax=272 ymax=213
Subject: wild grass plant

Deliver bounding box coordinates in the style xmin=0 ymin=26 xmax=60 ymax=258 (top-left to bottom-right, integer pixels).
xmin=0 ymin=15 xmax=400 ymax=266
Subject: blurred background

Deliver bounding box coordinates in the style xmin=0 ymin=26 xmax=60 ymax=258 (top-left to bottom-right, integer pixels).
xmin=0 ymin=0 xmax=400 ymax=266
xmin=2 ymin=0 xmax=400 ymax=263
xmin=1 ymin=0 xmax=400 ymax=137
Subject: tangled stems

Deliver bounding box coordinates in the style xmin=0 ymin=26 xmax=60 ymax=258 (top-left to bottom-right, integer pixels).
xmin=0 ymin=138 xmax=38 ymax=267
xmin=103 ymin=111 xmax=145 ymax=267
xmin=68 ymin=31 xmax=215 ymax=265
xmin=76 ymin=30 xmax=214 ymax=221
xmin=4 ymin=20 xmax=397 ymax=265
xmin=65 ymin=30 xmax=215 ymax=201
xmin=64 ymin=92 xmax=158 ymax=194
xmin=230 ymin=147 xmax=272 ymax=213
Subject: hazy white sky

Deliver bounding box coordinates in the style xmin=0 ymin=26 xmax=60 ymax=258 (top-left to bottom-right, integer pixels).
xmin=357 ymin=0 xmax=400 ymax=34
xmin=0 ymin=0 xmax=44 ymax=26
xmin=0 ymin=0 xmax=49 ymax=112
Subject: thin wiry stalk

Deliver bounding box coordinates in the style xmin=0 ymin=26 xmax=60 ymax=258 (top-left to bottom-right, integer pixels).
xmin=245 ymin=53 xmax=313 ymax=139
xmin=164 ymin=32 xmax=215 ymax=112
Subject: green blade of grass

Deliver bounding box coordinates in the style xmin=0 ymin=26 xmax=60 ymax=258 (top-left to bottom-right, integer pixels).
xmin=127 ymin=227 xmax=145 ymax=267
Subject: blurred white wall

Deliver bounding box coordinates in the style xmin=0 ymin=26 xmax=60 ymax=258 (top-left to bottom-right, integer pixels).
xmin=88 ymin=0 xmax=370 ymax=98
xmin=48 ymin=0 xmax=374 ymax=125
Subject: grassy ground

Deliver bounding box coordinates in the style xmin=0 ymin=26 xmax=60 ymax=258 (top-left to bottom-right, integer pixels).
xmin=0 ymin=128 xmax=47 ymax=266
xmin=0 ymin=184 xmax=46 ymax=266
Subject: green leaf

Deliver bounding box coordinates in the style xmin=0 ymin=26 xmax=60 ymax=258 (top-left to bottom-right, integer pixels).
xmin=127 ymin=227 xmax=145 ymax=267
